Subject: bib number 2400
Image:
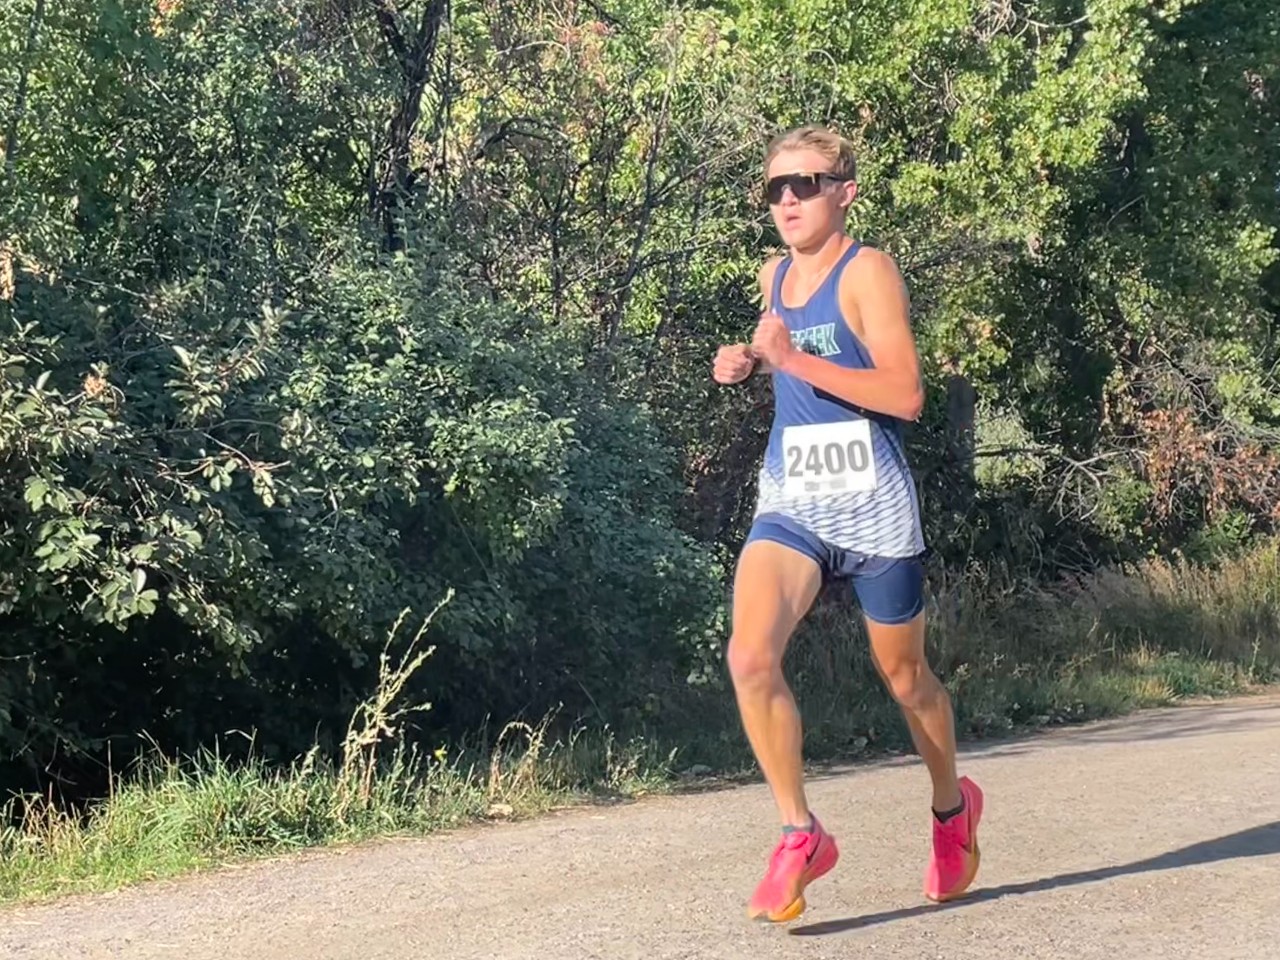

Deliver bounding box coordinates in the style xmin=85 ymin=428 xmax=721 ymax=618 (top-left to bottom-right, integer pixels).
xmin=781 ymin=420 xmax=878 ymax=497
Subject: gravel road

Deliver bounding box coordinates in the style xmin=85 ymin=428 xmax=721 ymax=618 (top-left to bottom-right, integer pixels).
xmin=3 ymin=694 xmax=1278 ymax=960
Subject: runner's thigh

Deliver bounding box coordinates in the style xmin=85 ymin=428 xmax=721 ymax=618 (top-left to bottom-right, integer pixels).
xmin=731 ymin=539 xmax=823 ymax=660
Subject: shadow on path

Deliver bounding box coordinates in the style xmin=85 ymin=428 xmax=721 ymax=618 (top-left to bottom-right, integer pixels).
xmin=801 ymin=696 xmax=1280 ymax=784
xmin=952 ymin=696 xmax=1280 ymax=761
xmin=789 ymin=820 xmax=1280 ymax=937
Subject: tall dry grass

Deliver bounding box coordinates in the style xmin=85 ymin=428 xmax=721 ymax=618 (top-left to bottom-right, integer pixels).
xmin=0 ymin=596 xmax=673 ymax=904
xmin=769 ymin=540 xmax=1279 ymax=759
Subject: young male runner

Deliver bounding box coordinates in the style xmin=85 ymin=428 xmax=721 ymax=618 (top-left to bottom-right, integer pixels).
xmin=712 ymin=125 xmax=984 ymax=922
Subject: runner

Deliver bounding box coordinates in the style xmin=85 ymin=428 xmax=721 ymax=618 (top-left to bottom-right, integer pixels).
xmin=712 ymin=125 xmax=984 ymax=922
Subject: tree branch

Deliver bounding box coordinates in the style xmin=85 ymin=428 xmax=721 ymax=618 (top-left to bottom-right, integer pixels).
xmin=370 ymin=0 xmax=411 ymax=75
xmin=602 ymin=49 xmax=678 ymax=345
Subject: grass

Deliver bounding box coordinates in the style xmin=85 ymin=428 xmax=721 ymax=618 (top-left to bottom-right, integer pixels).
xmin=0 ymin=724 xmax=677 ymax=904
xmin=3 ymin=542 xmax=1278 ymax=906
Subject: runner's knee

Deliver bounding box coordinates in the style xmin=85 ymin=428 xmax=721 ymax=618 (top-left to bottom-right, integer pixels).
xmin=726 ymin=633 xmax=782 ymax=688
xmin=879 ymin=655 xmax=935 ymax=711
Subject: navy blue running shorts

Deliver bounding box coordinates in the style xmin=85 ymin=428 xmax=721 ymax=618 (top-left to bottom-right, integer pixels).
xmin=744 ymin=512 xmax=925 ymax=625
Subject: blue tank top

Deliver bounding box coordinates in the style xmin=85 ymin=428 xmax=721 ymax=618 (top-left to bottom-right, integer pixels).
xmin=755 ymin=242 xmax=925 ymax=558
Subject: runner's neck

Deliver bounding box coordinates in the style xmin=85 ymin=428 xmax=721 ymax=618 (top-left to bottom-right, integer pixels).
xmin=783 ymin=233 xmax=854 ymax=301
xmin=787 ymin=233 xmax=853 ymax=283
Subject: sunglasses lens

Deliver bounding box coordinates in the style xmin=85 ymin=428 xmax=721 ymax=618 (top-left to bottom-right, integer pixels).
xmin=766 ymin=174 xmax=824 ymax=204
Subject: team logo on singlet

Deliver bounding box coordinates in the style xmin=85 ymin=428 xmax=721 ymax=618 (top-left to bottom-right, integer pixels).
xmin=790 ymin=323 xmax=841 ymax=358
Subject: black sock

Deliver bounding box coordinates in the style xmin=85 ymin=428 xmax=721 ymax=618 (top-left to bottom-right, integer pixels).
xmin=933 ymin=798 xmax=965 ymax=823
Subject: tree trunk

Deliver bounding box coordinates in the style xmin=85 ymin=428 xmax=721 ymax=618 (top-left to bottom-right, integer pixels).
xmin=370 ymin=0 xmax=449 ymax=251
xmin=946 ymin=373 xmax=977 ymax=505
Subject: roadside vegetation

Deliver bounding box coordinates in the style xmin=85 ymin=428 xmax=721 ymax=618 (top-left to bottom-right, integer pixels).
xmin=5 ymin=541 xmax=1275 ymax=904
xmin=2 ymin=0 xmax=1276 ymax=905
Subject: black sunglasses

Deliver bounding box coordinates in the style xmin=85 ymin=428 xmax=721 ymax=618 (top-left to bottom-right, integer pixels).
xmin=764 ymin=172 xmax=850 ymax=205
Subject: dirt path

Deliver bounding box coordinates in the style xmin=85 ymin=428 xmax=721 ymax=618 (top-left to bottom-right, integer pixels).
xmin=4 ymin=695 xmax=1279 ymax=960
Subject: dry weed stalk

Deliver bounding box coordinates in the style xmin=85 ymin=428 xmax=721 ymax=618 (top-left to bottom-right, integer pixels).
xmin=336 ymin=590 xmax=453 ymax=815
xmin=486 ymin=714 xmax=553 ymax=803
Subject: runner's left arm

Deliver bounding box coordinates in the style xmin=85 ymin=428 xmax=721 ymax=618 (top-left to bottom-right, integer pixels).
xmin=758 ymin=249 xmax=923 ymax=420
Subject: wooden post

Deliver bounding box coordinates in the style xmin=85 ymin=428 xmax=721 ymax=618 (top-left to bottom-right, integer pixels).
xmin=947 ymin=373 xmax=976 ymax=506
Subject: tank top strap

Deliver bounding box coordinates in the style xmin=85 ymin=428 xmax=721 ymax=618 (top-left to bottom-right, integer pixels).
xmin=825 ymin=242 xmax=863 ymax=300
xmin=769 ymin=256 xmax=791 ymax=311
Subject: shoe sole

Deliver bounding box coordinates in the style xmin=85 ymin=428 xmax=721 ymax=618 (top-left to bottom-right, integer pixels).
xmin=925 ymin=778 xmax=984 ymax=903
xmin=749 ymin=836 xmax=840 ymax=924
xmin=926 ymin=835 xmax=980 ymax=903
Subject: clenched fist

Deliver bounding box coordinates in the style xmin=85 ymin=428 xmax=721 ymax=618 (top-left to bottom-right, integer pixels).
xmin=750 ymin=311 xmax=797 ymax=372
xmin=712 ymin=343 xmax=757 ymax=384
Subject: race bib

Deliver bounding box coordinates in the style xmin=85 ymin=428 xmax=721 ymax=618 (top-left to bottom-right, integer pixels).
xmin=781 ymin=420 xmax=878 ymax=498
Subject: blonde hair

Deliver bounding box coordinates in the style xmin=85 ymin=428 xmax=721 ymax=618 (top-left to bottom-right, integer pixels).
xmin=763 ymin=125 xmax=857 ymax=181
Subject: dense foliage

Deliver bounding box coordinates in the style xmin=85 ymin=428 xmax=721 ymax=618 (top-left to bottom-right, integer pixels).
xmin=1 ymin=0 xmax=1276 ymax=797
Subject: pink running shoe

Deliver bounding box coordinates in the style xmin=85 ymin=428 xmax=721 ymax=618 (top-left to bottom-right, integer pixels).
xmin=924 ymin=775 xmax=984 ymax=902
xmin=747 ymin=816 xmax=839 ymax=922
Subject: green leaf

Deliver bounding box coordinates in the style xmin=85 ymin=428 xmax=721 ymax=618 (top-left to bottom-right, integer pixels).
xmin=24 ymin=478 xmax=49 ymax=509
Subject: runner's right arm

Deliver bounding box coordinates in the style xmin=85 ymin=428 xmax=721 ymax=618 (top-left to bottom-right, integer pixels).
xmin=712 ymin=256 xmax=784 ymax=383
